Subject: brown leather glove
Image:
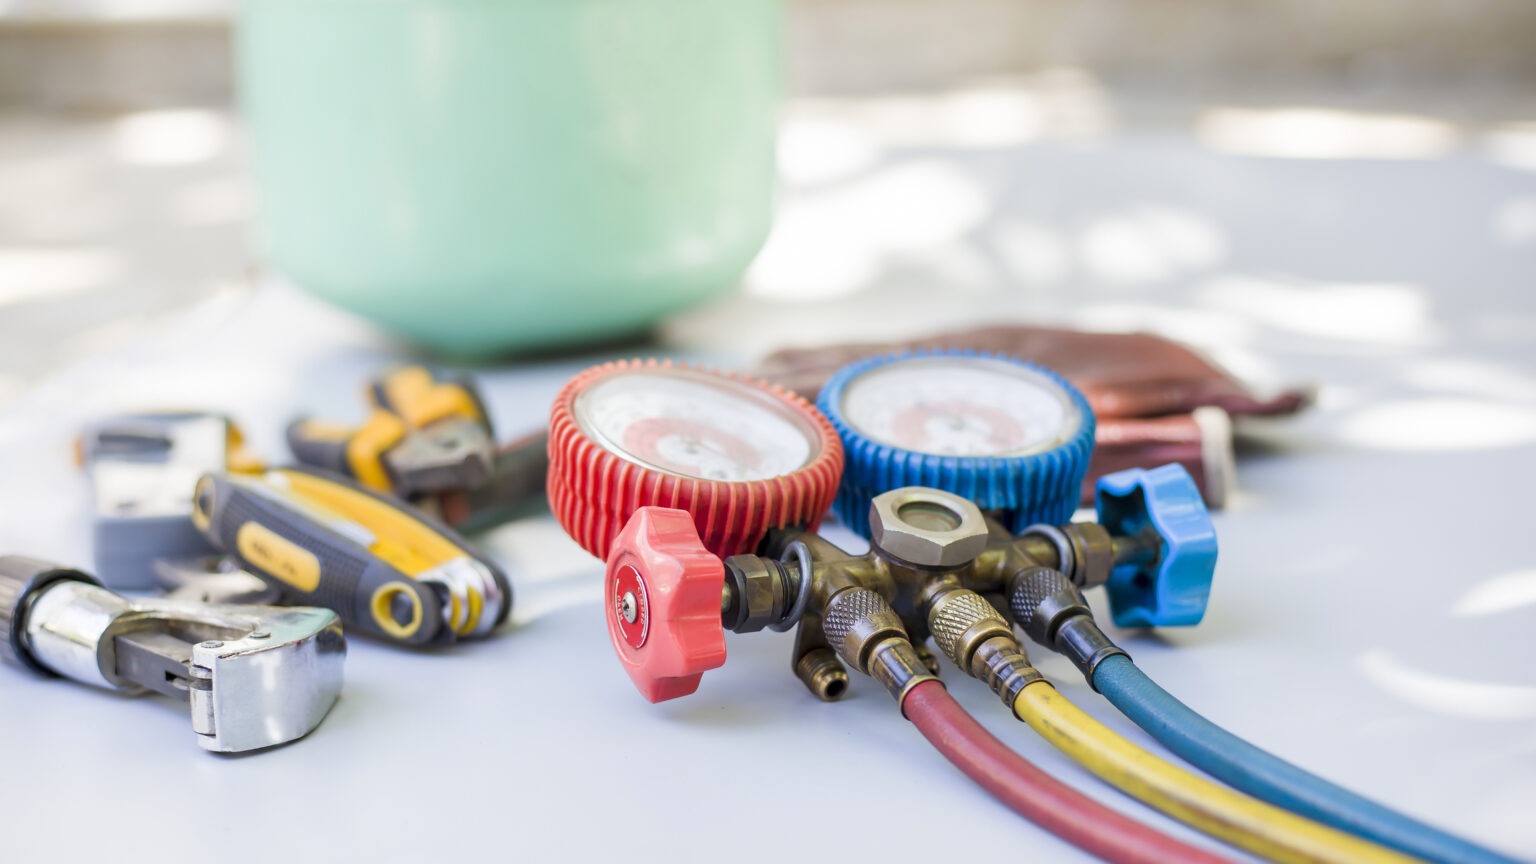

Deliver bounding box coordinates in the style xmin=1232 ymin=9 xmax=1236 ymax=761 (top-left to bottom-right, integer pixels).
xmin=756 ymin=325 xmax=1311 ymax=508
xmin=1089 ymin=408 xmax=1235 ymax=508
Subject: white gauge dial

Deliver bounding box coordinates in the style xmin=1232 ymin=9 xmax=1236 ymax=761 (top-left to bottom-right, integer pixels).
xmin=839 ymin=357 xmax=1081 ymax=457
xmin=574 ymin=369 xmax=820 ymax=482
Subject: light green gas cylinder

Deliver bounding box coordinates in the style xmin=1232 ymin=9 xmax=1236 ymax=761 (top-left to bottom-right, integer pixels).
xmin=239 ymin=0 xmax=781 ymax=354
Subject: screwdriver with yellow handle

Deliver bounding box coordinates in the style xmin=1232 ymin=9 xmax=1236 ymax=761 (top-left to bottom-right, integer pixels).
xmin=286 ymin=366 xmax=496 ymax=498
xmin=190 ymin=465 xmax=512 ymax=645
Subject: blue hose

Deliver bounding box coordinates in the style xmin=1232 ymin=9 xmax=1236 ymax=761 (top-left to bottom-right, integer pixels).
xmin=1093 ymin=654 xmax=1524 ymax=864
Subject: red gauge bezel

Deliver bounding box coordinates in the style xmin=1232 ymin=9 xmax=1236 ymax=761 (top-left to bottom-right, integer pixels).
xmin=548 ymin=358 xmax=844 ymax=561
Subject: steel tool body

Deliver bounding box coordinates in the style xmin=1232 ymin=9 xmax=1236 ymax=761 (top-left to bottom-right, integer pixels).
xmin=78 ymin=412 xmax=263 ymax=589
xmin=0 ymin=555 xmax=343 ymax=752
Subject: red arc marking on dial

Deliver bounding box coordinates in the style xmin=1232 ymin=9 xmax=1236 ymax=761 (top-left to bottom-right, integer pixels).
xmin=891 ymin=401 xmax=1028 ymax=452
xmin=622 ymin=417 xmax=762 ymax=477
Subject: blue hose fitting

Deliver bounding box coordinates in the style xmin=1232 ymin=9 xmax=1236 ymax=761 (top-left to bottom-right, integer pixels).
xmin=818 ymin=350 xmax=1096 ymax=537
xmin=1095 ymin=463 xmax=1217 ymax=628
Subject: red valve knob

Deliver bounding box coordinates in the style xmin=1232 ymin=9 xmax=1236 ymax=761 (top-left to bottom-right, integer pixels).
xmin=605 ymin=507 xmax=727 ymax=702
xmin=549 ymin=358 xmax=844 ymax=561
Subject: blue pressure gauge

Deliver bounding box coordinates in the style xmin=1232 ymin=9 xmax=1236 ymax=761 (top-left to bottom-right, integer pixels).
xmin=818 ymin=350 xmax=1096 ymax=535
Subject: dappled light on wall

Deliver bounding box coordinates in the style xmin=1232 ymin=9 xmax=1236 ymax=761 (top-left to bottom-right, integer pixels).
xmin=112 ymin=110 xmax=231 ymax=166
xmin=746 ymin=161 xmax=991 ymax=301
xmin=1198 ymin=107 xmax=1459 ymax=160
xmin=1335 ymin=399 xmax=1536 ymax=451
xmin=1487 ymin=123 xmax=1536 ymax=173
xmin=1196 ymin=277 xmax=1436 ymax=347
xmin=0 ymin=246 xmax=122 ymax=307
xmin=1078 ymin=205 xmax=1227 ymax=286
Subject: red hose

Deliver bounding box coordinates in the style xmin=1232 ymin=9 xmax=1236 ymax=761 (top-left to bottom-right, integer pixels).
xmin=902 ymin=681 xmax=1232 ymax=864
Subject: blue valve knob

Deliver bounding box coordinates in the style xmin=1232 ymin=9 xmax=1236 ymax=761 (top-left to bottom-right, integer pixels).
xmin=818 ymin=350 xmax=1096 ymax=536
xmin=1095 ymin=463 xmax=1217 ymax=628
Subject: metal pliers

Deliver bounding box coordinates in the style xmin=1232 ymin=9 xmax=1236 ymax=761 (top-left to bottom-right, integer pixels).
xmin=286 ymin=367 xmax=496 ymax=498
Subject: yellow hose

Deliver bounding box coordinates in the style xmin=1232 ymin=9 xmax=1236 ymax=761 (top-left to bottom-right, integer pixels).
xmin=1012 ymin=681 xmax=1421 ymax=864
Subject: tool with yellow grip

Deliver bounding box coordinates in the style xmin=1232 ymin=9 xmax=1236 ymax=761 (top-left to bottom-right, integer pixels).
xmin=286 ymin=366 xmax=495 ymax=498
xmin=190 ymin=466 xmax=511 ymax=645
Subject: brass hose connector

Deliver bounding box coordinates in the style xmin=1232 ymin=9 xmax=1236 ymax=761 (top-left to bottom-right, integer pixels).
xmin=1017 ymin=522 xmax=1117 ymax=589
xmin=794 ymin=647 xmax=850 ymax=701
xmin=926 ymin=586 xmax=1043 ymax=707
xmin=722 ymin=554 xmax=799 ymax=633
xmin=1008 ymin=566 xmax=1126 ymax=685
xmin=820 ymin=587 xmax=937 ymax=706
xmin=929 ymin=589 xmax=1012 ymax=668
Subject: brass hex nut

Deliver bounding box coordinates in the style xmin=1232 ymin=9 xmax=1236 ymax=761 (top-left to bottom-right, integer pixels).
xmin=868 ymin=487 xmax=990 ymax=568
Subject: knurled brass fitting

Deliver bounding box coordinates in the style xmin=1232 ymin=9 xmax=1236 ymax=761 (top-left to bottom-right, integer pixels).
xmin=927 ymin=588 xmax=1014 ymax=671
xmin=1009 ymin=566 xmax=1126 ymax=684
xmin=1009 ymin=565 xmax=1092 ymax=646
xmin=926 ymin=586 xmax=1042 ymax=706
xmin=822 ymin=587 xmax=905 ymax=669
xmin=821 ymin=587 xmax=937 ymax=705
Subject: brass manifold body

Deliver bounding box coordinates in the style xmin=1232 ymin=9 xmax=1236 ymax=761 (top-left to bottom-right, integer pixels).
xmin=717 ymin=487 xmax=1157 ymax=704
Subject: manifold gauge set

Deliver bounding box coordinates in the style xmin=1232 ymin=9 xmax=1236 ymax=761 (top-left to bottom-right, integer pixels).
xmin=4 ymin=351 xmax=1515 ymax=864
xmin=544 ymin=350 xmax=1514 ymax=864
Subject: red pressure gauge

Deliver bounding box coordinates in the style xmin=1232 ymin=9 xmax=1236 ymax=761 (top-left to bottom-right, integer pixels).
xmin=549 ymin=359 xmax=844 ymax=561
xmin=548 ymin=359 xmax=844 ymax=701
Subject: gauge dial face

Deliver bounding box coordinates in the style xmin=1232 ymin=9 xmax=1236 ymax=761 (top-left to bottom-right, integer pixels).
xmin=839 ymin=357 xmax=1081 ymax=457
xmin=574 ymin=369 xmax=821 ymax=482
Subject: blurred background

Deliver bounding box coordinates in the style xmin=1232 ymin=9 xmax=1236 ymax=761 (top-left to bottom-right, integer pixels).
xmin=2 ymin=8 xmax=1535 ymax=857
xmin=1 ymin=0 xmax=1534 ymax=404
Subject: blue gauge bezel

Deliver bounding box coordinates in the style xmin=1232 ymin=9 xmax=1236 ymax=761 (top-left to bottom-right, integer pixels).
xmin=817 ymin=349 xmax=1097 ymax=536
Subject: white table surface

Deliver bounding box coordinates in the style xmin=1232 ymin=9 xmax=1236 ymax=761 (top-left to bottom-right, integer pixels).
xmin=1 ymin=120 xmax=1533 ymax=863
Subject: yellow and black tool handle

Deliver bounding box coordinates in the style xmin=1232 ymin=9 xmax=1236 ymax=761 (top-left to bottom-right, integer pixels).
xmin=191 ymin=469 xmax=454 ymax=645
xmin=285 ymin=412 xmax=411 ymax=494
xmin=368 ymin=366 xmax=493 ymax=435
